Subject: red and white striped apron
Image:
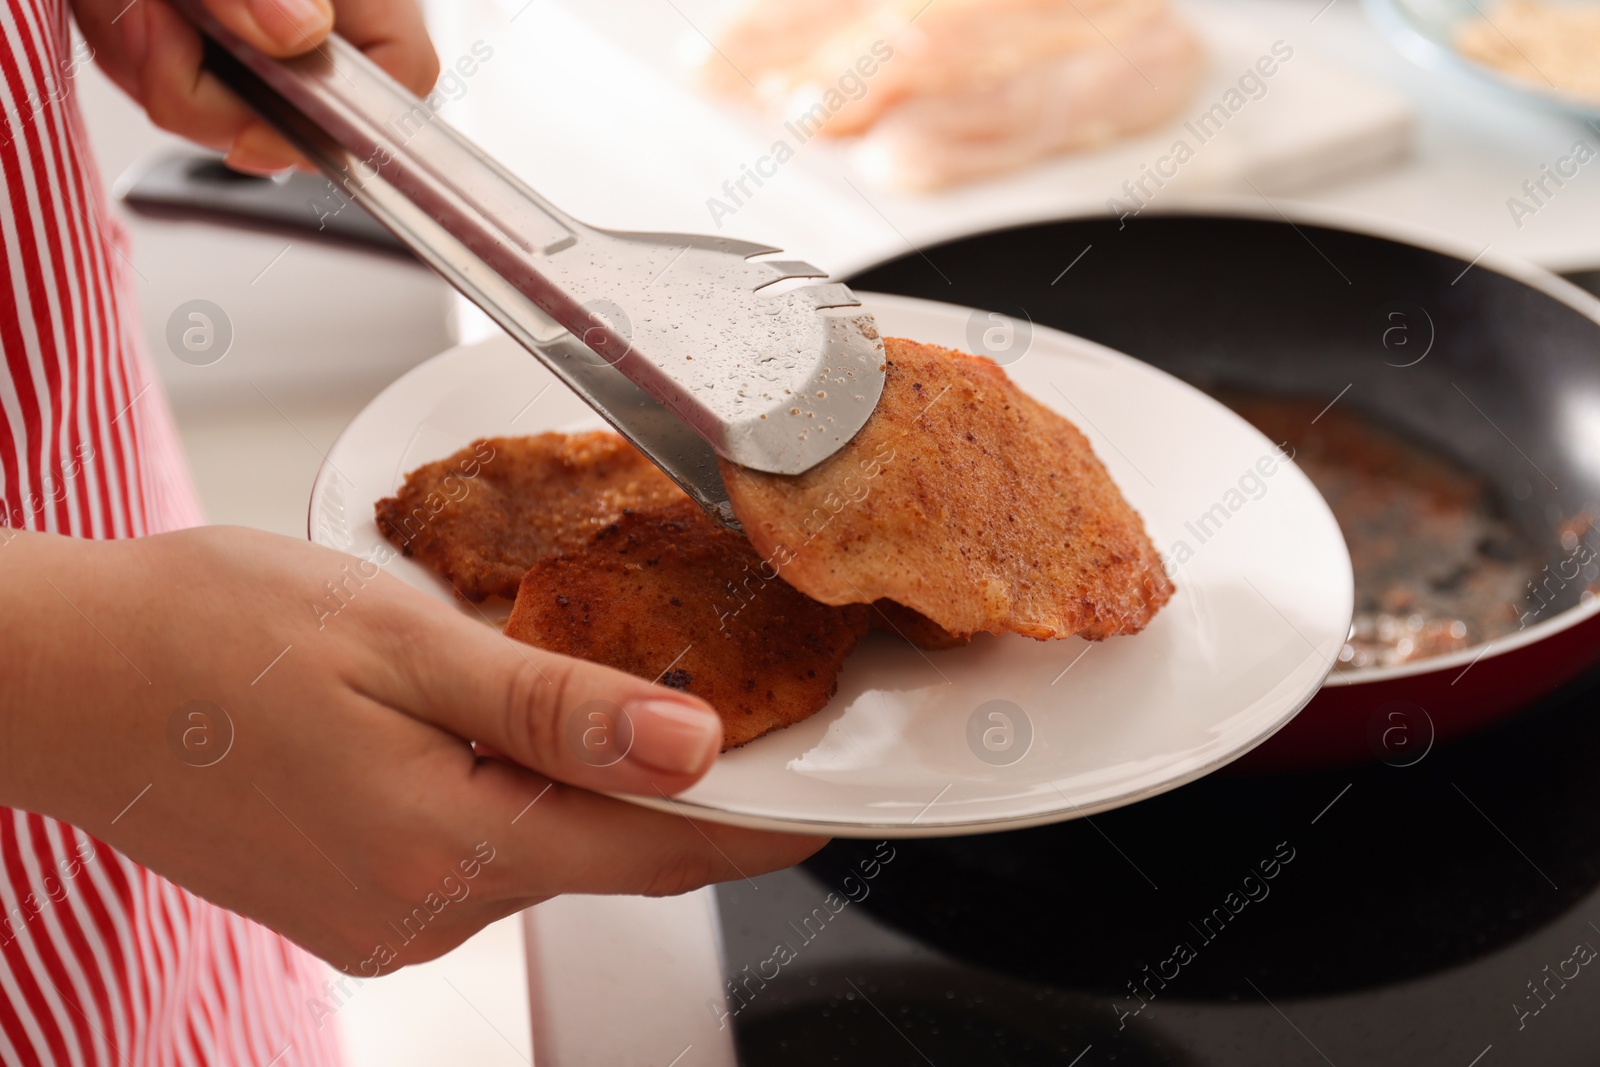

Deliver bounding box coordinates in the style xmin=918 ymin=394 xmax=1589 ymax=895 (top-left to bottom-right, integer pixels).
xmin=2 ymin=0 xmax=345 ymax=1062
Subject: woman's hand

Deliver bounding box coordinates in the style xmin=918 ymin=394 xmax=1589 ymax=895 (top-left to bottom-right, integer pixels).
xmin=72 ymin=0 xmax=439 ymax=173
xmin=0 ymin=526 xmax=823 ymax=974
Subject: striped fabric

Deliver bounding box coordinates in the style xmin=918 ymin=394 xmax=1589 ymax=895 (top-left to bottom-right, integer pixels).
xmin=2 ymin=0 xmax=345 ymax=1062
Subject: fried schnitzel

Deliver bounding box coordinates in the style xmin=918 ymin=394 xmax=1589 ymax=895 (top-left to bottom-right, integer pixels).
xmin=718 ymin=337 xmax=1174 ymax=641
xmin=505 ymin=501 xmax=872 ymax=749
xmin=375 ymin=432 xmax=681 ymax=601
xmin=384 ymin=340 xmax=1170 ymax=747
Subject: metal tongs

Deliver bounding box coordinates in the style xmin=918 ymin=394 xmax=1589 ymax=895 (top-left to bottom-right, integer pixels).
xmin=170 ymin=1 xmax=886 ymax=526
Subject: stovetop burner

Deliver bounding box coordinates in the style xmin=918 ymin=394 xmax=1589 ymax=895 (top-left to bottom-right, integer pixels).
xmin=716 ymin=665 xmax=1600 ymax=1065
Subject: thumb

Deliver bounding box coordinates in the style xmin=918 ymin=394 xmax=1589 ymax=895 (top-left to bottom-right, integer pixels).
xmin=198 ymin=0 xmax=333 ymax=56
xmin=370 ymin=598 xmax=726 ymax=797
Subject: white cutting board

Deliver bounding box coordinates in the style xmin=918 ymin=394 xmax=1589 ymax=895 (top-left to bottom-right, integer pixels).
xmin=559 ymin=0 xmax=1412 ymax=199
xmin=425 ymin=0 xmax=1414 ymax=271
xmin=427 ymin=0 xmax=1411 ymax=273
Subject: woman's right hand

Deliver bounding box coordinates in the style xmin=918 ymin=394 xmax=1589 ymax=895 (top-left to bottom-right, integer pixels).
xmin=0 ymin=525 xmax=824 ymax=974
xmin=73 ymin=0 xmax=440 ymax=174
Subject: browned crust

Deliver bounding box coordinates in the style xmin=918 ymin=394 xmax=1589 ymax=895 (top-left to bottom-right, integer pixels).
xmin=718 ymin=337 xmax=1174 ymax=640
xmin=504 ymin=501 xmax=872 ymax=749
xmin=374 ymin=432 xmax=682 ymax=601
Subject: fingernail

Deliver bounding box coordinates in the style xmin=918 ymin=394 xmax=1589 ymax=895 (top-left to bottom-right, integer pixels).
xmin=251 ymin=0 xmax=331 ymax=48
xmin=624 ymin=699 xmax=721 ymax=776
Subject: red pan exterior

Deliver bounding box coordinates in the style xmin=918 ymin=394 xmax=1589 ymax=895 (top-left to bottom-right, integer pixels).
xmin=1235 ymin=606 xmax=1600 ymax=772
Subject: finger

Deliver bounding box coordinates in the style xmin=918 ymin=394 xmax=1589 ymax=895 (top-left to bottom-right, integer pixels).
xmin=199 ymin=0 xmax=333 ymax=57
xmin=223 ymin=120 xmax=308 ymax=174
xmin=323 ymin=0 xmax=438 ymax=94
xmin=365 ymin=591 xmax=726 ymax=797
xmin=471 ymin=759 xmax=827 ymax=898
xmin=74 ymin=0 xmax=146 ymax=99
xmin=80 ymin=0 xmax=312 ymax=169
xmin=137 ymin=0 xmax=260 ymax=151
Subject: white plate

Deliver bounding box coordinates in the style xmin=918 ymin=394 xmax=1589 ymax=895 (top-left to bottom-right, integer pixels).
xmin=310 ymin=294 xmax=1352 ymax=837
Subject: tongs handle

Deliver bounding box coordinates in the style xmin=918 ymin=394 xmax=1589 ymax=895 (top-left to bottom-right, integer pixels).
xmin=172 ymin=1 xmax=747 ymax=520
xmin=169 ymin=0 xmax=614 ymax=353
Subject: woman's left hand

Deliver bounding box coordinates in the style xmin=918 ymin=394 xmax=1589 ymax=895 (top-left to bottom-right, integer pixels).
xmin=72 ymin=0 xmax=440 ymax=173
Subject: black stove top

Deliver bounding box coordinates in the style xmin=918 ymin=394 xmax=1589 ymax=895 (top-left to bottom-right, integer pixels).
xmin=715 ymin=665 xmax=1600 ymax=1065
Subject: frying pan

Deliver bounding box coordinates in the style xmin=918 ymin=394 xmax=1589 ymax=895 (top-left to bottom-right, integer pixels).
xmin=124 ymin=157 xmax=1600 ymax=771
xmin=844 ymin=201 xmax=1600 ymax=771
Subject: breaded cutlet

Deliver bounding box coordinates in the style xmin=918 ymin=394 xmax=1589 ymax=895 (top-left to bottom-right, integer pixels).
xmin=505 ymin=500 xmax=872 ymax=749
xmin=719 ymin=337 xmax=1174 ymax=641
xmin=375 ymin=432 xmax=683 ymax=601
